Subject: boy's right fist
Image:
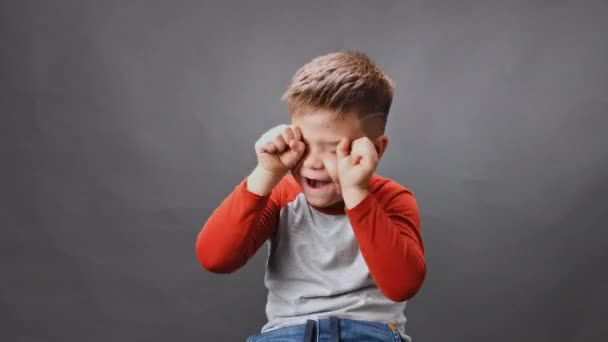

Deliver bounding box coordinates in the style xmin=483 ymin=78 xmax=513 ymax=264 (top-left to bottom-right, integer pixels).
xmin=255 ymin=124 xmax=306 ymax=176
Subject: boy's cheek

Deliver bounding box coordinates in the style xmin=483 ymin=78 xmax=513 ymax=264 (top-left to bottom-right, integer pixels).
xmin=323 ymin=158 xmax=340 ymax=183
xmin=289 ymin=164 xmax=302 ymax=180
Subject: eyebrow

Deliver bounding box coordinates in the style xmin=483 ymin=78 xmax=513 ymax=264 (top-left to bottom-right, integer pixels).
xmin=322 ymin=140 xmax=342 ymax=146
xmin=301 ymin=138 xmax=342 ymax=146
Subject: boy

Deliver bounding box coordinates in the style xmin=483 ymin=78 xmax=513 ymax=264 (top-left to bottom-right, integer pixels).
xmin=196 ymin=50 xmax=426 ymax=342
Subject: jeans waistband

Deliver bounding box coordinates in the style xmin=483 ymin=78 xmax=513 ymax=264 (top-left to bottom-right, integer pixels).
xmin=303 ymin=316 xmax=340 ymax=342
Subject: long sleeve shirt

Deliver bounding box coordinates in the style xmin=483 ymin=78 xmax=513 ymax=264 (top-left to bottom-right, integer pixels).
xmin=196 ymin=173 xmax=426 ymax=340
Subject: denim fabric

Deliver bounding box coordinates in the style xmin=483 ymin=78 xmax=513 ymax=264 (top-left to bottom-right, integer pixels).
xmin=245 ymin=316 xmax=404 ymax=342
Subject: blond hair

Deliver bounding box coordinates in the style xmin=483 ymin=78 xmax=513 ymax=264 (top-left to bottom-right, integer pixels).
xmin=282 ymin=50 xmax=394 ymax=133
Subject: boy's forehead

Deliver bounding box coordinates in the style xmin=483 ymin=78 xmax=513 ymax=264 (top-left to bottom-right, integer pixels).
xmin=293 ymin=113 xmax=363 ymax=143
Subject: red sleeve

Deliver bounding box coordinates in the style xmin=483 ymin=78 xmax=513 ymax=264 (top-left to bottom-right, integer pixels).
xmin=195 ymin=177 xmax=282 ymax=273
xmin=345 ymin=181 xmax=426 ymax=302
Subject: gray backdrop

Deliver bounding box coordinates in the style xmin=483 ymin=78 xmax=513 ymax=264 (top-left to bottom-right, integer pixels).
xmin=2 ymin=1 xmax=607 ymax=341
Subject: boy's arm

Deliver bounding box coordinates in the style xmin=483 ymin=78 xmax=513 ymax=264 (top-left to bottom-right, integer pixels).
xmin=195 ymin=166 xmax=283 ymax=273
xmin=344 ymin=184 xmax=426 ymax=302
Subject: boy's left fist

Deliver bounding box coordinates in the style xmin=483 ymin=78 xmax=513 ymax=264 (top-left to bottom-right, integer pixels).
xmin=336 ymin=137 xmax=379 ymax=191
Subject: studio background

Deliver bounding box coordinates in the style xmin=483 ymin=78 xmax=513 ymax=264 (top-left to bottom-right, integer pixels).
xmin=2 ymin=1 xmax=607 ymax=341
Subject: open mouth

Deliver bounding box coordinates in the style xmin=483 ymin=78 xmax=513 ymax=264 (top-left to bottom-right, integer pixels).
xmin=304 ymin=177 xmax=331 ymax=189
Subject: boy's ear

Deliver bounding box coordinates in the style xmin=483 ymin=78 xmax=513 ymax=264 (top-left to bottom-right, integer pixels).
xmin=374 ymin=135 xmax=389 ymax=159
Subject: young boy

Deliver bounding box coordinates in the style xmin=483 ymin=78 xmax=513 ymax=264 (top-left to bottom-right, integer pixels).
xmin=196 ymin=50 xmax=426 ymax=342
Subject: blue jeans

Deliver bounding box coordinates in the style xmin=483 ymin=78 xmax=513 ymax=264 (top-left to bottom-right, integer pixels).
xmin=245 ymin=316 xmax=404 ymax=342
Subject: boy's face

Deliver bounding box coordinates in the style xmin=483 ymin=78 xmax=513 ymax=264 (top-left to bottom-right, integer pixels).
xmin=290 ymin=108 xmax=376 ymax=208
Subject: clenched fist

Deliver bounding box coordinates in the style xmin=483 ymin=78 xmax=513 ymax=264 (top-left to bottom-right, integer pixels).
xmin=336 ymin=136 xmax=379 ymax=191
xmin=255 ymin=124 xmax=306 ymax=176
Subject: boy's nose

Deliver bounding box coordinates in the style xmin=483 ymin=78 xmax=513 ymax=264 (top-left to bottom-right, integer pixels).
xmin=302 ymin=153 xmax=324 ymax=170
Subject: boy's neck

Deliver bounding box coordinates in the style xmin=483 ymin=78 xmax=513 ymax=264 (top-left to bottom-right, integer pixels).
xmin=309 ymin=200 xmax=346 ymax=215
